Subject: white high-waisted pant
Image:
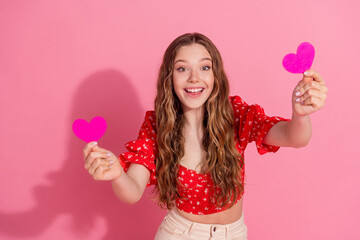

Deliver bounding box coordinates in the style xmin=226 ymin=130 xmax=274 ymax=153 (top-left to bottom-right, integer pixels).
xmin=154 ymin=209 xmax=247 ymax=240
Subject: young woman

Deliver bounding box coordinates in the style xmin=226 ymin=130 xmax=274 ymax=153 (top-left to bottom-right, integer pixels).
xmin=83 ymin=33 xmax=327 ymax=239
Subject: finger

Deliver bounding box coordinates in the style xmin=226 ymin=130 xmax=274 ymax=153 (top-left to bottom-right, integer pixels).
xmin=323 ymin=85 xmax=328 ymax=93
xmin=295 ymin=75 xmax=313 ymax=91
xmin=88 ymin=158 xmax=112 ymax=176
xmin=91 ymin=145 xmax=109 ymax=153
xmin=295 ymin=88 xmax=325 ymax=104
xmin=83 ymin=141 xmax=98 ymax=160
xmin=297 ymin=88 xmax=326 ymax=103
xmin=89 ymin=155 xmax=114 ymax=170
xmin=295 ymin=81 xmax=325 ymax=98
xmin=85 ymin=151 xmax=112 ymax=169
xmin=304 ymin=69 xmax=325 ymax=84
xmin=92 ymin=165 xmax=110 ymax=180
xmin=301 ymin=95 xmax=324 ymax=110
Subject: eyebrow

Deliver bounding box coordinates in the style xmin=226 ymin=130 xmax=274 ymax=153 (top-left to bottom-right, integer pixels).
xmin=174 ymin=57 xmax=212 ymax=64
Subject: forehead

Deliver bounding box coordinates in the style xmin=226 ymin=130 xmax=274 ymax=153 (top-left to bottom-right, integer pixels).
xmin=174 ymin=43 xmax=211 ymax=62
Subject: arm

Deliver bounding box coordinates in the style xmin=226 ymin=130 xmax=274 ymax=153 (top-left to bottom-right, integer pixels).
xmin=111 ymin=162 xmax=150 ymax=204
xmin=83 ymin=142 xmax=150 ymax=205
xmin=263 ymin=114 xmax=312 ymax=148
xmin=84 ymin=112 xmax=157 ymax=204
xmin=263 ymin=69 xmax=327 ymax=148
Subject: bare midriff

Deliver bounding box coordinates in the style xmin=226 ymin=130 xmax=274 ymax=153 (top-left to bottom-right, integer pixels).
xmin=175 ymin=197 xmax=243 ymax=224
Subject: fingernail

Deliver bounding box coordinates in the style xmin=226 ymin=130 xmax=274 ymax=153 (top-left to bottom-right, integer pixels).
xmin=295 ymin=91 xmax=301 ymax=96
xmin=92 ymin=142 xmax=97 ymax=146
xmin=107 ymin=153 xmax=111 ymax=157
xmin=109 ymin=161 xmax=114 ymax=164
xmin=304 ymin=71 xmax=310 ymax=76
xmin=296 ymin=98 xmax=301 ymax=102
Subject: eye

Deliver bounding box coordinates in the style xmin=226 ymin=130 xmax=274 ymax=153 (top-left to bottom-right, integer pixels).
xmin=177 ymin=67 xmax=187 ymax=72
xmin=202 ymin=66 xmax=211 ymax=71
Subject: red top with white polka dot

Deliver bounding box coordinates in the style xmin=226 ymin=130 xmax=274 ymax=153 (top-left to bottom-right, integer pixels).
xmin=119 ymin=95 xmax=290 ymax=215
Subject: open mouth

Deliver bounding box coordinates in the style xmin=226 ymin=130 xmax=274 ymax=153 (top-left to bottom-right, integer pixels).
xmin=184 ymin=88 xmax=204 ymax=93
xmin=184 ymin=88 xmax=205 ymax=98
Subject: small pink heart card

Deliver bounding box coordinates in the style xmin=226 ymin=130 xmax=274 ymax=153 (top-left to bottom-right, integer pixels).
xmin=282 ymin=42 xmax=315 ymax=74
xmin=72 ymin=116 xmax=107 ymax=143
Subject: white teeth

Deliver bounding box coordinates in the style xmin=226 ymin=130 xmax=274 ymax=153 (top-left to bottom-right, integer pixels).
xmin=185 ymin=88 xmax=203 ymax=93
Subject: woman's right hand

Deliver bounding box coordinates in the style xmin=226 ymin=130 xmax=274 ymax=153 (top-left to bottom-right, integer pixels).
xmin=83 ymin=142 xmax=123 ymax=181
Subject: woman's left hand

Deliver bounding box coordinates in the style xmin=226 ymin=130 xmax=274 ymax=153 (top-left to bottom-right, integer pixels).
xmin=292 ymin=69 xmax=328 ymax=116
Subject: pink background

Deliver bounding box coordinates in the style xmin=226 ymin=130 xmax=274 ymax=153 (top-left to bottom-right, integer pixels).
xmin=1 ymin=0 xmax=359 ymax=239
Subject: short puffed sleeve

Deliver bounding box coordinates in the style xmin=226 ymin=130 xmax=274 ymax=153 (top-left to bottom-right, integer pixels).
xmin=119 ymin=111 xmax=157 ymax=186
xmin=230 ymin=95 xmax=290 ymax=154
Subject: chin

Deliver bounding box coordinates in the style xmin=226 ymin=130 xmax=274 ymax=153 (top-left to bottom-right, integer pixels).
xmin=180 ymin=100 xmax=207 ymax=112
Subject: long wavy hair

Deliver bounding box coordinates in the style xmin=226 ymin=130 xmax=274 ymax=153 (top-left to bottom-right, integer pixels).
xmin=153 ymin=32 xmax=244 ymax=210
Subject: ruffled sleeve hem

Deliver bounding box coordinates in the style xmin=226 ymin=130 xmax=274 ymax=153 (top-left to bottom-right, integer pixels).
xmin=118 ymin=111 xmax=157 ymax=186
xmin=254 ymin=114 xmax=290 ymax=155
xmin=230 ymin=95 xmax=290 ymax=155
xmin=119 ymin=139 xmax=157 ymax=186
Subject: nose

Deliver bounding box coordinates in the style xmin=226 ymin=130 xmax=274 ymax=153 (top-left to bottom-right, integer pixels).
xmin=188 ymin=69 xmax=200 ymax=83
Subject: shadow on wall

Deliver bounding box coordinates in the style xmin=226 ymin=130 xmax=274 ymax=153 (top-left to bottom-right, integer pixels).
xmin=0 ymin=69 xmax=165 ymax=239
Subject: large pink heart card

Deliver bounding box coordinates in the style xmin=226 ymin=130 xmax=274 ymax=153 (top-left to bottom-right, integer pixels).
xmin=72 ymin=116 xmax=107 ymax=143
xmin=282 ymin=42 xmax=315 ymax=74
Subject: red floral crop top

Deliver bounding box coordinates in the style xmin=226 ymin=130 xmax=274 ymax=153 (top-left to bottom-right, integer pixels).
xmin=119 ymin=95 xmax=290 ymax=215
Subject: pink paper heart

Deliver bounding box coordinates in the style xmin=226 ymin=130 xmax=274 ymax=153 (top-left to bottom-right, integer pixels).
xmin=282 ymin=42 xmax=315 ymax=74
xmin=72 ymin=116 xmax=107 ymax=143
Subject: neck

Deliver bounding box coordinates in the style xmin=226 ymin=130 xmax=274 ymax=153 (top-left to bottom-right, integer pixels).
xmin=182 ymin=106 xmax=205 ymax=131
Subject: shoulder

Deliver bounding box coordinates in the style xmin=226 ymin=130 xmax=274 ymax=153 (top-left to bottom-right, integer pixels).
xmin=141 ymin=111 xmax=157 ymax=135
xmin=144 ymin=110 xmax=156 ymax=122
xmin=229 ymin=95 xmax=247 ymax=106
xmin=228 ymin=95 xmax=249 ymax=112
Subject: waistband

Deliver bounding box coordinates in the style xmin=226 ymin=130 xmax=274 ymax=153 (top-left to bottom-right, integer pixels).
xmin=166 ymin=208 xmax=245 ymax=237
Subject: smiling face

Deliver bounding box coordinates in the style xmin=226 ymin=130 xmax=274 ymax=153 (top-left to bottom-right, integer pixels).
xmin=172 ymin=43 xmax=215 ymax=113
